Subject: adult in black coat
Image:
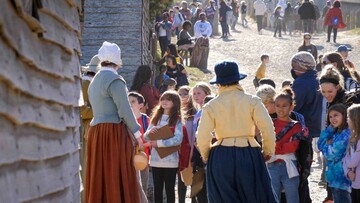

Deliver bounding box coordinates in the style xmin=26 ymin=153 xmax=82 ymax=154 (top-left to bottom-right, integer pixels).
xmin=298 ymin=0 xmax=316 ymax=33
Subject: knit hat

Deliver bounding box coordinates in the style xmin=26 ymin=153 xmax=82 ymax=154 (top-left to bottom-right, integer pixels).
xmin=291 ymin=51 xmax=316 ymax=70
xmin=97 ymin=41 xmax=122 ymax=66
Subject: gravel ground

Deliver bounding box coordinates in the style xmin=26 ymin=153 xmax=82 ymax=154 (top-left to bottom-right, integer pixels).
xmin=207 ymin=20 xmax=360 ymax=95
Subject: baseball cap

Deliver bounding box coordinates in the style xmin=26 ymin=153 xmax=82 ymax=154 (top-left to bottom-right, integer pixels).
xmin=336 ymin=45 xmax=351 ymax=52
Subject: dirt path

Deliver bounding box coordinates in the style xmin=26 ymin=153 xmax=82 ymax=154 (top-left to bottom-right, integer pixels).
xmin=207 ymin=20 xmax=360 ymax=95
xmin=184 ymin=21 xmax=359 ymax=202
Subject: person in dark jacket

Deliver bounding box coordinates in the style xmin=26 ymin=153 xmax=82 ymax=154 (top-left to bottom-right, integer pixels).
xmin=290 ymin=51 xmax=323 ymax=203
xmin=240 ymin=1 xmax=248 ymax=27
xmin=284 ymin=2 xmax=294 ymax=36
xmin=231 ymin=0 xmax=240 ymax=30
xmin=298 ymin=33 xmax=318 ymax=61
xmin=219 ymin=1 xmax=231 ymax=38
xmin=310 ymin=0 xmax=321 ymax=34
xmin=273 ymin=6 xmax=282 ymax=38
xmin=177 ymin=20 xmax=193 ymax=46
xmin=298 ymin=0 xmax=316 ymax=33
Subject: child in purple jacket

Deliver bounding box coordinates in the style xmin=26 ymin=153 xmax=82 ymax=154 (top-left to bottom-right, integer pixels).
xmin=343 ymin=104 xmax=360 ymax=203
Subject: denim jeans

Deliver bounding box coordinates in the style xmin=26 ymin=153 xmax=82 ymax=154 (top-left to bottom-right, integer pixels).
xmin=241 ymin=13 xmax=248 ymax=26
xmin=231 ymin=17 xmax=238 ymax=29
xmin=330 ymin=187 xmax=351 ymax=203
xmin=268 ymin=161 xmax=299 ymax=203
xmin=220 ymin=21 xmax=228 ymax=36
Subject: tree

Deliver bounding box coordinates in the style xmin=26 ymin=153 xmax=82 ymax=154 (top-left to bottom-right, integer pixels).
xmin=150 ymin=0 xmax=174 ymax=21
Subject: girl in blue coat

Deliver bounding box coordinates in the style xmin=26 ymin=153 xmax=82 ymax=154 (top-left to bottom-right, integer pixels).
xmin=318 ymin=103 xmax=351 ymax=203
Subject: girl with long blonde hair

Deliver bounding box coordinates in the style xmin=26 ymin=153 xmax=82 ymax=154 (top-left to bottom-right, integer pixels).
xmin=343 ymin=104 xmax=360 ymax=203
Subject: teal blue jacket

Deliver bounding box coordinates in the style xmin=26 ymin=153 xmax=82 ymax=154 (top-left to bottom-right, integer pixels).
xmin=88 ymin=69 xmax=140 ymax=133
xmin=318 ymin=126 xmax=351 ymax=192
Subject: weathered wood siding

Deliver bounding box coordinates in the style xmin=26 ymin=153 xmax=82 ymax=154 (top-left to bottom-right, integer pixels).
xmin=0 ymin=0 xmax=82 ymax=202
xmin=81 ymin=0 xmax=151 ymax=83
xmin=142 ymin=0 xmax=151 ymax=67
xmin=341 ymin=2 xmax=360 ymax=29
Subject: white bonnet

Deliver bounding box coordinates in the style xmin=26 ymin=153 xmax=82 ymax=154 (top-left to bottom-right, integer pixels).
xmin=97 ymin=41 xmax=122 ymax=66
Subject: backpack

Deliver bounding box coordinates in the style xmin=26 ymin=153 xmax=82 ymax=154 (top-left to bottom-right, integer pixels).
xmin=345 ymin=77 xmax=360 ymax=93
xmin=344 ymin=90 xmax=360 ymax=107
xmin=174 ymin=13 xmax=185 ymax=27
xmin=332 ymin=16 xmax=339 ymax=26
xmin=275 ymin=118 xmax=312 ymax=182
xmin=275 ymin=121 xmax=302 ymax=141
xmin=141 ymin=114 xmax=149 ymax=132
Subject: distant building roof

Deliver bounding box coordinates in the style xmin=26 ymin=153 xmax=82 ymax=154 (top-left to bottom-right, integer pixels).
xmin=342 ymin=0 xmax=360 ymax=4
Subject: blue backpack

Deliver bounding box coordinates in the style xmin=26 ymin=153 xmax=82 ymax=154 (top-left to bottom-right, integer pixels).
xmin=332 ymin=16 xmax=339 ymax=26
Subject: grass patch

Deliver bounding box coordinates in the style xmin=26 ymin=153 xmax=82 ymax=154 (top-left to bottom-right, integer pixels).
xmin=346 ymin=28 xmax=360 ymax=35
xmin=186 ymin=66 xmax=214 ymax=87
xmin=155 ymin=41 xmax=214 ymax=87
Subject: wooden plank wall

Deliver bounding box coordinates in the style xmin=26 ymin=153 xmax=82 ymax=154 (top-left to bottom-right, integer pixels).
xmin=142 ymin=0 xmax=151 ymax=68
xmin=0 ymin=0 xmax=82 ymax=202
xmin=81 ymin=0 xmax=151 ymax=83
xmin=341 ymin=2 xmax=360 ymax=29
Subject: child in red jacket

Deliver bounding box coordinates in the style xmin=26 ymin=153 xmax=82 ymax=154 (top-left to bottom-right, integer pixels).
xmin=324 ymin=0 xmax=346 ymax=43
xmin=268 ymin=88 xmax=302 ymax=203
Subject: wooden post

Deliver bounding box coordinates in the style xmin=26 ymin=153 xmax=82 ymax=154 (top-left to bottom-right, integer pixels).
xmin=150 ymin=27 xmax=158 ymax=85
xmin=213 ymin=6 xmax=219 ymax=36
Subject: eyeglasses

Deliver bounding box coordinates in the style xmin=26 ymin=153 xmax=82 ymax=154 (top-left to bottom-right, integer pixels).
xmin=304 ymin=37 xmax=311 ymax=40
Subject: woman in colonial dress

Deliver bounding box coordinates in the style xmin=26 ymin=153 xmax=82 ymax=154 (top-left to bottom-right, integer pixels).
xmin=86 ymin=41 xmax=142 ymax=203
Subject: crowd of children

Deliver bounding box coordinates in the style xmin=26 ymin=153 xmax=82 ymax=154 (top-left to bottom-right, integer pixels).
xmin=81 ymin=36 xmax=360 ymax=203
xmin=81 ymin=1 xmax=359 ymax=202
xmin=121 ymin=42 xmax=359 ymax=203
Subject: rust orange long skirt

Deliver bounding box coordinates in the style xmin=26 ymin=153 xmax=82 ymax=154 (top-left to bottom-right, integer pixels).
xmin=85 ymin=123 xmax=140 ymax=203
